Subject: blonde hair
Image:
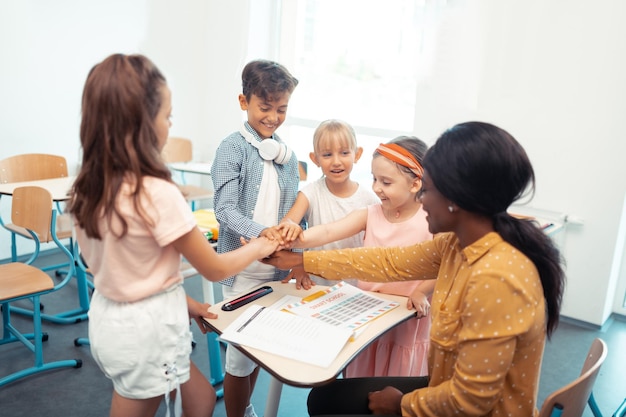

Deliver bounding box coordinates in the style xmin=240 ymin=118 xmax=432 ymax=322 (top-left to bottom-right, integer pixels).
xmin=312 ymin=119 xmax=358 ymax=154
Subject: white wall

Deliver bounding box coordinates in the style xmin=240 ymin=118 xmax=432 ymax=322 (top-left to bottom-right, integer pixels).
xmin=439 ymin=0 xmax=626 ymax=326
xmin=0 ymin=0 xmax=249 ymax=252
xmin=1 ymin=0 xmax=625 ymax=326
xmin=405 ymin=0 xmax=626 ymax=326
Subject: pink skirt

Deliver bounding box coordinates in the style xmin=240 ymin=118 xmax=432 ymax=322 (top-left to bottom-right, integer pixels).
xmin=344 ymin=313 xmax=430 ymax=377
xmin=345 ymin=279 xmax=432 ymax=377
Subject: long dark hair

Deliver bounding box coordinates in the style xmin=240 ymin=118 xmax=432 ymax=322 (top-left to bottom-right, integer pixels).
xmin=423 ymin=121 xmax=565 ymax=337
xmin=70 ymin=53 xmax=171 ymax=239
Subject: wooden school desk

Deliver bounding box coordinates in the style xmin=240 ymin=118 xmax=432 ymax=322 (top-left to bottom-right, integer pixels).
xmin=0 ymin=176 xmax=75 ymax=201
xmin=0 ymin=176 xmax=90 ymax=324
xmin=203 ymin=281 xmax=416 ymax=417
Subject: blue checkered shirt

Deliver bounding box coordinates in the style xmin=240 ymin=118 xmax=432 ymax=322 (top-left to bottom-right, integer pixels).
xmin=210 ymin=124 xmax=300 ymax=286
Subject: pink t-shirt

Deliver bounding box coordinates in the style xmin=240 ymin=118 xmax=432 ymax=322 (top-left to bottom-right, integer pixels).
xmin=76 ymin=176 xmax=196 ymax=302
xmin=345 ymin=203 xmax=433 ymax=377
xmin=359 ymin=204 xmax=431 ymax=295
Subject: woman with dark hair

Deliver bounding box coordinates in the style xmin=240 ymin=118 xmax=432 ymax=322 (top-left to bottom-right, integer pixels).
xmin=262 ymin=121 xmax=565 ymax=416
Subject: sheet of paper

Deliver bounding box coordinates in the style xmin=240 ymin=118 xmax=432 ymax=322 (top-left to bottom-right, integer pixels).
xmin=284 ymin=282 xmax=400 ymax=331
xmin=267 ymin=294 xmax=301 ymax=310
xmin=219 ymin=304 xmax=353 ymax=368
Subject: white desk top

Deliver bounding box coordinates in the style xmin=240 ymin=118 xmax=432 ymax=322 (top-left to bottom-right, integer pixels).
xmin=204 ymin=281 xmax=415 ymax=387
xmin=0 ymin=176 xmax=75 ymax=201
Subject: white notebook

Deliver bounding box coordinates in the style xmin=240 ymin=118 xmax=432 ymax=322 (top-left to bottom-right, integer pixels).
xmin=219 ymin=304 xmax=353 ymax=368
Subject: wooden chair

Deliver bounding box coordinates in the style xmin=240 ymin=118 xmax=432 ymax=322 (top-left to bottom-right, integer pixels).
xmin=0 ymin=153 xmax=73 ymax=263
xmin=539 ymin=338 xmax=608 ymax=417
xmin=161 ymin=137 xmax=214 ymax=210
xmin=0 ymin=186 xmax=82 ymax=387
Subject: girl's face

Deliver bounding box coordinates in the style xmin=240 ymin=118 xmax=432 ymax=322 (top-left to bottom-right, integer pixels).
xmin=371 ymin=156 xmax=421 ymax=211
xmin=155 ymin=84 xmax=172 ymax=151
xmin=418 ymin=171 xmax=454 ymax=234
xmin=310 ymin=135 xmax=363 ymax=186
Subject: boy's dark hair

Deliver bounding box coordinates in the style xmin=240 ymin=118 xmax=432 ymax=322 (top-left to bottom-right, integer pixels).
xmin=241 ymin=59 xmax=299 ymax=102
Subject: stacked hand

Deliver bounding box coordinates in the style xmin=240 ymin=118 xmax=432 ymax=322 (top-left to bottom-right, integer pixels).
xmin=258 ymin=221 xmax=314 ymax=289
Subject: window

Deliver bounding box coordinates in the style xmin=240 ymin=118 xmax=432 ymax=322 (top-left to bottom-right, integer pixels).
xmin=276 ymin=0 xmax=447 ymax=184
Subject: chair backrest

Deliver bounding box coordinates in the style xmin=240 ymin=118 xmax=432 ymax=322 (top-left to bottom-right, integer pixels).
xmin=11 ymin=186 xmax=54 ymax=243
xmin=162 ymin=137 xmax=193 ymax=163
xmin=538 ymin=338 xmax=608 ymax=417
xmin=0 ymin=153 xmax=68 ymax=184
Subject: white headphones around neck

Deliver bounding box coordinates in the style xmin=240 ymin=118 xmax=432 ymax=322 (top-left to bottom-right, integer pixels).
xmin=240 ymin=126 xmax=292 ymax=165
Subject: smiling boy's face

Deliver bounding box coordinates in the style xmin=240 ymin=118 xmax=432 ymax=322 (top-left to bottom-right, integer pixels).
xmin=239 ymin=93 xmax=291 ymax=139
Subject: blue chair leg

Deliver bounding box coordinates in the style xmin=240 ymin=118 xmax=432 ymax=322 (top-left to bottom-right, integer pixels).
xmin=613 ymin=397 xmax=626 ymax=417
xmin=0 ymin=296 xmax=82 ymax=387
xmin=589 ymin=393 xmax=603 ymax=417
xmin=74 ymin=337 xmax=90 ymax=347
xmin=550 ymin=404 xmax=564 ymax=417
xmin=10 ymin=232 xmax=17 ymax=262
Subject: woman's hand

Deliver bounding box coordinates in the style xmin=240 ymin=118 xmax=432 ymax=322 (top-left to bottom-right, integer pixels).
xmin=368 ymin=386 xmax=403 ymax=415
xmin=407 ymin=289 xmax=430 ymax=319
xmin=260 ymin=250 xmax=304 ymax=271
xmin=186 ymin=295 xmax=218 ymax=334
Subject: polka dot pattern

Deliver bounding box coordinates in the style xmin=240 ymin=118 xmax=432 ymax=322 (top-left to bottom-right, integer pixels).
xmin=305 ymin=232 xmax=547 ymax=416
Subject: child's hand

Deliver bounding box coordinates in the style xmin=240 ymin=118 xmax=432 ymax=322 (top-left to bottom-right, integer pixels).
xmin=277 ymin=219 xmax=304 ymax=243
xmin=407 ymin=290 xmax=430 ymax=319
xmin=280 ymin=266 xmax=315 ymax=290
xmin=239 ymin=236 xmax=282 ymax=258
xmin=186 ymin=295 xmax=218 ymax=334
xmin=260 ymin=226 xmax=286 ymax=245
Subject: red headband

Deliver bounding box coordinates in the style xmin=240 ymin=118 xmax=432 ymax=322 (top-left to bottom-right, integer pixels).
xmin=376 ymin=143 xmax=424 ymax=178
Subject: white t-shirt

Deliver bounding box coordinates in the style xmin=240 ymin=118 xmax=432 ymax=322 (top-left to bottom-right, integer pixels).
xmin=76 ymin=176 xmax=196 ymax=302
xmin=237 ymin=159 xmax=279 ymax=280
xmin=300 ymin=177 xmax=380 ymax=251
xmin=300 ymin=177 xmax=380 ymax=286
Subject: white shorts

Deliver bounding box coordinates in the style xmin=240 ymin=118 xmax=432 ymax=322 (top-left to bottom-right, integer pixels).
xmin=88 ymin=284 xmax=192 ymax=399
xmin=222 ymin=276 xmax=271 ymax=377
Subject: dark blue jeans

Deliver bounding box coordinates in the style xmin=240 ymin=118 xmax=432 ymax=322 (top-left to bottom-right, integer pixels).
xmin=307 ymin=376 xmax=429 ymax=416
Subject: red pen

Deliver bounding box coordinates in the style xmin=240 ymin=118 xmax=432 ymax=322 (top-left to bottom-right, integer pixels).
xmin=221 ymin=286 xmax=273 ymax=311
